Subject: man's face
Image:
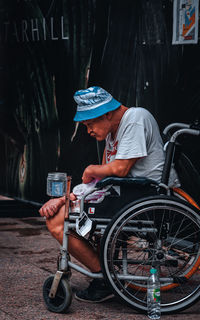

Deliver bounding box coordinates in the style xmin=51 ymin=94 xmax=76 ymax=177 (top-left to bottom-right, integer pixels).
xmin=82 ymin=115 xmax=111 ymax=141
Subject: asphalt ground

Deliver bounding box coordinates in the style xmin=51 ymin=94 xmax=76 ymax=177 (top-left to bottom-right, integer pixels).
xmin=0 ymin=204 xmax=200 ymax=319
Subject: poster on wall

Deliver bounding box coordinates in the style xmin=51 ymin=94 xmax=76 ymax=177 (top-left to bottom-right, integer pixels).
xmin=172 ymin=0 xmax=199 ymax=44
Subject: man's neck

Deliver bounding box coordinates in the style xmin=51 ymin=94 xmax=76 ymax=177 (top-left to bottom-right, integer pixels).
xmin=111 ymin=105 xmax=128 ymax=139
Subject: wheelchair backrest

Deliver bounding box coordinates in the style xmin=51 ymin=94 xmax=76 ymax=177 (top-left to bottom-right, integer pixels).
xmin=174 ymin=147 xmax=200 ymax=206
xmin=161 ymin=123 xmax=200 ymax=205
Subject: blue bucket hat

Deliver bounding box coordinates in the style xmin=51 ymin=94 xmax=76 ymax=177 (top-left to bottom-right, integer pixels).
xmin=73 ymin=86 xmax=121 ymax=121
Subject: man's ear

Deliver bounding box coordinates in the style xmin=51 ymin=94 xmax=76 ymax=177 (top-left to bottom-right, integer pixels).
xmin=105 ymin=111 xmax=113 ymax=120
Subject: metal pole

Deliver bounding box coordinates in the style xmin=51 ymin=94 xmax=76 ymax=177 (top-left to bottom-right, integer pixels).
xmin=60 ymin=176 xmax=71 ymax=271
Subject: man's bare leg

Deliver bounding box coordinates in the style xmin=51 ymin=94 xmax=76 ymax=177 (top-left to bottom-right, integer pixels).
xmin=46 ymin=205 xmax=101 ymax=273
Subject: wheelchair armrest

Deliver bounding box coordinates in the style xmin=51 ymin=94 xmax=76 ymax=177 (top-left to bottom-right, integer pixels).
xmin=95 ymin=176 xmax=158 ymax=188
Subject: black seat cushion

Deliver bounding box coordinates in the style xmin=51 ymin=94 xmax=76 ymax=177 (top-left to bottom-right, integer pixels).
xmin=85 ymin=181 xmax=158 ymax=218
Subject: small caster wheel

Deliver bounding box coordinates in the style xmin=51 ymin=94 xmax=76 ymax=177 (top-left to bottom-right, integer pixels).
xmin=43 ymin=275 xmax=72 ymax=313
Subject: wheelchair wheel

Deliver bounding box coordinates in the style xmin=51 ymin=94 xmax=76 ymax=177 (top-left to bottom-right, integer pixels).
xmin=43 ymin=275 xmax=72 ymax=313
xmin=100 ymin=196 xmax=200 ymax=314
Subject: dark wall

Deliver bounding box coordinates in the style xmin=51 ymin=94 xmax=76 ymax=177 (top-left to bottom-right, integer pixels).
xmin=0 ymin=0 xmax=98 ymax=203
xmin=89 ymin=0 xmax=200 ymax=172
xmin=0 ymin=0 xmax=200 ymax=203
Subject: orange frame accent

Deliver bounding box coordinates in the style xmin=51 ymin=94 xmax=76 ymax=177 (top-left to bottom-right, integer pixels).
xmin=173 ymin=187 xmax=200 ymax=210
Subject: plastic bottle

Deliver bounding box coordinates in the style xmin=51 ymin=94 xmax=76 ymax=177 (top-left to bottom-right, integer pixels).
xmin=147 ymin=268 xmax=161 ymax=319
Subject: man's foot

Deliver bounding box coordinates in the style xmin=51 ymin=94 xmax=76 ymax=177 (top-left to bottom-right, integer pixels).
xmin=74 ymin=278 xmax=114 ymax=303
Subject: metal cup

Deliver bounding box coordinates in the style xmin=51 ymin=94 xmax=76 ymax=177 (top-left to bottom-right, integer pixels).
xmin=47 ymin=172 xmax=67 ymax=197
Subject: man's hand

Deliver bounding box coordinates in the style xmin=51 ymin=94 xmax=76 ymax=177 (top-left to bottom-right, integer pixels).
xmin=82 ymin=158 xmax=139 ymax=184
xmin=39 ymin=197 xmax=65 ymax=219
xmin=39 ymin=193 xmax=77 ymax=219
xmin=82 ymin=165 xmax=97 ymax=184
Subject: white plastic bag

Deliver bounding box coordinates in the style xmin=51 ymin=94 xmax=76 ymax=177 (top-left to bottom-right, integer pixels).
xmin=73 ymin=179 xmax=109 ymax=203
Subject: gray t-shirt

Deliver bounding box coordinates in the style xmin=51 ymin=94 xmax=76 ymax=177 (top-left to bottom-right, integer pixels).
xmin=105 ymin=107 xmax=179 ymax=186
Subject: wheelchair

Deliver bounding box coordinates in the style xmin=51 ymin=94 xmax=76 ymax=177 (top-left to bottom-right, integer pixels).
xmin=43 ymin=121 xmax=200 ymax=315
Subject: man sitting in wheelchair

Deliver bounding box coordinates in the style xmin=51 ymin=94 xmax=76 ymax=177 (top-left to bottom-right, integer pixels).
xmin=39 ymin=86 xmax=179 ymax=303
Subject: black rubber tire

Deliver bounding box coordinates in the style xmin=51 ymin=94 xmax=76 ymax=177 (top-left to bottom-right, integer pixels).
xmin=100 ymin=195 xmax=200 ymax=314
xmin=43 ymin=275 xmax=72 ymax=313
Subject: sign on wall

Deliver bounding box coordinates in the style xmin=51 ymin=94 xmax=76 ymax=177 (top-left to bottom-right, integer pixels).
xmin=172 ymin=0 xmax=199 ymax=44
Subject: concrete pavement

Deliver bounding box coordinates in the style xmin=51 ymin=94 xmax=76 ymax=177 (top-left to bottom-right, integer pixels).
xmin=0 ymin=212 xmax=200 ymax=320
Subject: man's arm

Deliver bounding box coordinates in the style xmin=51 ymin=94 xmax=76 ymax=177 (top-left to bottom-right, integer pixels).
xmin=102 ymin=148 xmax=106 ymax=165
xmin=82 ymin=158 xmax=139 ymax=184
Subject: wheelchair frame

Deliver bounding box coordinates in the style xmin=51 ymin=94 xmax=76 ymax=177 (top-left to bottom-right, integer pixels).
xmin=43 ymin=122 xmax=200 ymax=315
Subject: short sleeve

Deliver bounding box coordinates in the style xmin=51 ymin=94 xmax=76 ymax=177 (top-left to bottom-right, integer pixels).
xmin=115 ymin=123 xmax=147 ymax=159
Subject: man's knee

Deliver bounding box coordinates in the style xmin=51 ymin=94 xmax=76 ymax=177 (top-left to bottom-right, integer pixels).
xmin=46 ymin=217 xmax=63 ymax=239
